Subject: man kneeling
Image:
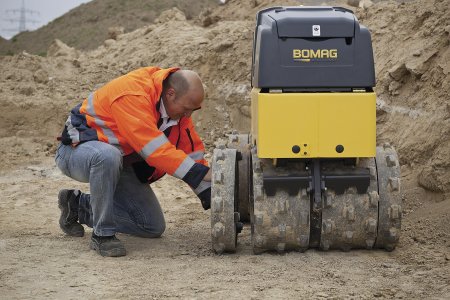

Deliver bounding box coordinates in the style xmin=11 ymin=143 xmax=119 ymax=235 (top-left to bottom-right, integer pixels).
xmin=55 ymin=67 xmax=211 ymax=257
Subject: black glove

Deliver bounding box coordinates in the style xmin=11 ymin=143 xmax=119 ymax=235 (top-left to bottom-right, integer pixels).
xmin=59 ymin=125 xmax=72 ymax=145
xmin=197 ymin=187 xmax=211 ymax=210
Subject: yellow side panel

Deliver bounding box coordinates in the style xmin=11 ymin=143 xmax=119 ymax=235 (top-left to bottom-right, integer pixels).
xmin=251 ymin=89 xmax=376 ymax=158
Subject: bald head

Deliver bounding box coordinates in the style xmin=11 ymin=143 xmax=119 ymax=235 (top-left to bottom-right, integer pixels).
xmin=163 ymin=70 xmax=204 ymax=100
xmin=162 ymin=69 xmax=205 ymax=120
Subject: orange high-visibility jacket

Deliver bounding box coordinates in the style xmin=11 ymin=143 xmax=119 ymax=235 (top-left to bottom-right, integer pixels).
xmin=60 ymin=67 xmax=210 ymax=192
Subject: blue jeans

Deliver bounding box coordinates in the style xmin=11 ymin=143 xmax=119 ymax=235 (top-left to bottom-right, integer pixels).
xmin=55 ymin=141 xmax=165 ymax=237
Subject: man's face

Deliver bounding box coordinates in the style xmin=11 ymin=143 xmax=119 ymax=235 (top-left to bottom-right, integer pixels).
xmin=164 ymin=87 xmax=203 ymax=120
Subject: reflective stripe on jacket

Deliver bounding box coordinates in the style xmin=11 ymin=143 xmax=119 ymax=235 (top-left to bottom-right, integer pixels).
xmin=60 ymin=66 xmax=209 ymax=189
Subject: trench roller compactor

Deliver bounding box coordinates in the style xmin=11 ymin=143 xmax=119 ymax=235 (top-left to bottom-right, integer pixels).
xmin=210 ymin=6 xmax=401 ymax=254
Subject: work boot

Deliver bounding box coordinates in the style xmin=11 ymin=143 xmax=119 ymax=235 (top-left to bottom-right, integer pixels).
xmin=90 ymin=233 xmax=126 ymax=257
xmin=58 ymin=189 xmax=84 ymax=237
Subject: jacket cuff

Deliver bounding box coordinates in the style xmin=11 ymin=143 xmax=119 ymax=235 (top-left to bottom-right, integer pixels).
xmin=193 ymin=180 xmax=211 ymax=195
xmin=182 ymin=163 xmax=209 ymax=189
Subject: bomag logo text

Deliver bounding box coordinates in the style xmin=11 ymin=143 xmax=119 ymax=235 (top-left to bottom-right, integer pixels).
xmin=292 ymin=49 xmax=338 ymax=61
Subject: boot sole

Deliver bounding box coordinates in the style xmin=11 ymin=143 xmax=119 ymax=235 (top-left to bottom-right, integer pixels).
xmin=90 ymin=241 xmax=126 ymax=257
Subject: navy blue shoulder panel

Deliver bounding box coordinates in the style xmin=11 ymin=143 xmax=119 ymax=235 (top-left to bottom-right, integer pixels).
xmin=60 ymin=103 xmax=98 ymax=145
xmin=71 ymin=103 xmax=98 ymax=142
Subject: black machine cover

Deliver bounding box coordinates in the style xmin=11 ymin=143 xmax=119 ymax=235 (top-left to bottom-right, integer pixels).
xmin=252 ymin=6 xmax=376 ymax=90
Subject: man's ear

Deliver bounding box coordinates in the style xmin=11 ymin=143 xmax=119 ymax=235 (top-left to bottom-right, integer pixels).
xmin=167 ymin=87 xmax=176 ymax=100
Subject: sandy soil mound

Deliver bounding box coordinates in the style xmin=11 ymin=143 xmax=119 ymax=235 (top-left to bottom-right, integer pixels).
xmin=0 ymin=1 xmax=448 ymax=298
xmin=0 ymin=0 xmax=218 ymax=56
xmin=359 ymin=0 xmax=449 ymax=194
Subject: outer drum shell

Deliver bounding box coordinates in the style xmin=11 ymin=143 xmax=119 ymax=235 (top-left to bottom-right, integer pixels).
xmin=211 ymin=148 xmax=238 ymax=254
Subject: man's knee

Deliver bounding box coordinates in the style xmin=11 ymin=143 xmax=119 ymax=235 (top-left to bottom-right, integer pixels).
xmin=141 ymin=222 xmax=166 ymax=238
xmin=92 ymin=146 xmax=122 ymax=170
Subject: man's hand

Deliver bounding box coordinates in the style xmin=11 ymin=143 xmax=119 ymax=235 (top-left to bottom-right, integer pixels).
xmin=198 ymin=187 xmax=211 ymax=210
xmin=203 ymin=168 xmax=212 ymax=182
xmin=195 ymin=168 xmax=211 ymax=210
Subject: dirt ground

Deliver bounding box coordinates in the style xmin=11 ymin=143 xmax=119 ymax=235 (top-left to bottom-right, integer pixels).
xmin=0 ymin=0 xmax=449 ymax=299
xmin=0 ymin=157 xmax=450 ymax=299
xmin=0 ymin=159 xmax=448 ymax=299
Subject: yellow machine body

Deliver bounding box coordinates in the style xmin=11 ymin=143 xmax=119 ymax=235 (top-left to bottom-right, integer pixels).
xmin=251 ymin=88 xmax=376 ymax=158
